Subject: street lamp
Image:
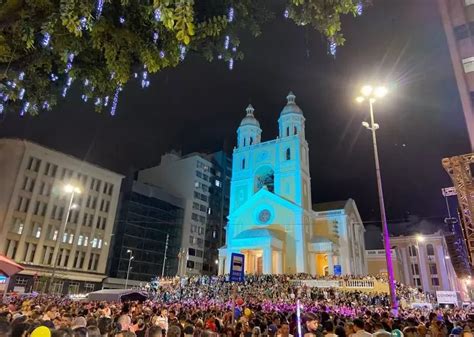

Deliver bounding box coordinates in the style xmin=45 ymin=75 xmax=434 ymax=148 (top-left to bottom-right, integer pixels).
xmin=49 ymin=183 xmax=81 ymax=294
xmin=125 ymin=250 xmax=134 ymax=289
xmin=355 ymin=84 xmax=398 ymax=313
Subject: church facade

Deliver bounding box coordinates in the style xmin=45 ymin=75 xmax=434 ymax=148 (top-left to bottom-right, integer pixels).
xmin=217 ymin=92 xmax=367 ymax=276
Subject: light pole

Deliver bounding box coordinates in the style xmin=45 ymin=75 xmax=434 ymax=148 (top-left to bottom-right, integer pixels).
xmin=48 ymin=183 xmax=81 ymax=294
xmin=124 ymin=249 xmax=134 ymax=289
xmin=356 ymin=85 xmax=398 ymax=313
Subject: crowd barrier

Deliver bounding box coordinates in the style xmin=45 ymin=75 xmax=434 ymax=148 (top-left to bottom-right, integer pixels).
xmin=289 ymin=279 xmax=388 ymax=293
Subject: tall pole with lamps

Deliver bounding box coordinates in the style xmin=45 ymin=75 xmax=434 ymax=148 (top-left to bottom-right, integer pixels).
xmin=356 ymin=85 xmax=398 ymax=313
xmin=125 ymin=249 xmax=134 ymax=289
xmin=48 ymin=184 xmax=81 ymax=294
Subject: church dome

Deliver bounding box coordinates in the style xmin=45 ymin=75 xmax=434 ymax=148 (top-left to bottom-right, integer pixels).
xmin=280 ymin=91 xmax=303 ymax=116
xmin=240 ymin=104 xmax=260 ymax=127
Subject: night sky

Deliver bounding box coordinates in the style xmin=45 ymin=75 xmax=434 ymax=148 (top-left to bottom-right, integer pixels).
xmin=0 ymin=1 xmax=471 ymax=233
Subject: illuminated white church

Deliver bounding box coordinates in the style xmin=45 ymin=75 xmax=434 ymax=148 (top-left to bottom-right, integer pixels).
xmin=218 ymin=92 xmax=367 ymax=276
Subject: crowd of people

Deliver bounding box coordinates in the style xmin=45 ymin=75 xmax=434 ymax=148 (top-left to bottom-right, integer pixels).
xmin=0 ymin=274 xmax=472 ymax=337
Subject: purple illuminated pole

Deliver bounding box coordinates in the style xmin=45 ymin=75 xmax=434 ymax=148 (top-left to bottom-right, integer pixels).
xmin=367 ymin=97 xmax=398 ymax=314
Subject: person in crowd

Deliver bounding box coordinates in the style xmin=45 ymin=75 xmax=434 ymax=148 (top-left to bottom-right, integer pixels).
xmin=353 ymin=319 xmax=372 ymax=337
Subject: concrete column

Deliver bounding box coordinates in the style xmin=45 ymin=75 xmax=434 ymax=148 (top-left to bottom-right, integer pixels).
xmin=309 ymin=253 xmax=316 ymax=276
xmin=218 ymin=255 xmax=225 ymax=275
xmin=327 ymin=252 xmax=334 ymax=275
xmin=263 ymin=247 xmax=272 ymax=274
xmin=275 ymin=250 xmax=283 ymax=274
xmin=435 ymin=245 xmax=449 ymax=290
xmin=417 ymin=244 xmax=430 ymax=292
xmin=400 ymin=247 xmax=411 ymax=285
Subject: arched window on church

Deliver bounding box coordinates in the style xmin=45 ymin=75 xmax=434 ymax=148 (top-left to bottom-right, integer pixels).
xmin=243 ymin=138 xmax=246 ymax=147
xmin=242 ymin=158 xmax=246 ymax=170
xmin=286 ymin=148 xmax=291 ymax=160
xmin=250 ymin=137 xmax=253 ymax=145
xmin=254 ymin=166 xmax=274 ymax=193
xmin=294 ymin=126 xmax=298 ymax=135
xmin=409 ymin=245 xmax=417 ymax=257
xmin=286 ymin=127 xmax=290 ymax=137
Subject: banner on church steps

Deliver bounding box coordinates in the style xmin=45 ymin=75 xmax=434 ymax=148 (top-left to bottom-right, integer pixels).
xmin=230 ymin=253 xmax=245 ymax=282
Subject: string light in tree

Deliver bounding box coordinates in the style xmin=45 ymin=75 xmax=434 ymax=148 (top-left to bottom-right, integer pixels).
xmin=217 ymin=54 xmax=222 ymax=60
xmin=329 ymin=39 xmax=337 ymax=57
xmin=224 ymin=35 xmax=230 ymax=50
xmin=356 ymin=2 xmax=363 ymax=15
xmin=84 ymin=79 xmax=90 ymax=86
xmin=232 ymin=47 xmax=237 ymax=52
xmin=110 ymin=86 xmax=122 ymax=116
xmin=227 ymin=7 xmax=234 ymax=22
xmin=154 ymin=8 xmax=162 ymax=21
xmin=104 ymin=96 xmax=109 ymax=107
xmin=141 ymin=70 xmax=149 ymax=88
xmin=62 ymin=87 xmax=68 ymax=97
xmin=81 ymin=94 xmax=88 ymax=102
xmin=283 ymin=9 xmax=289 ymax=18
xmin=18 ymin=72 xmax=25 ymax=81
xmin=18 ymin=88 xmax=25 ymax=100
xmin=41 ymin=32 xmax=51 ymax=47
xmin=119 ymin=16 xmax=125 ymax=24
xmin=228 ymin=58 xmax=234 ymax=70
xmin=50 ymin=74 xmax=59 ymax=81
xmin=0 ymin=103 xmax=3 ymax=114
xmin=42 ymin=101 xmax=50 ymax=110
xmin=80 ymin=17 xmax=87 ymax=30
xmin=153 ymin=31 xmax=159 ymax=43
xmin=96 ymin=0 xmax=105 ymax=19
xmin=159 ymin=50 xmax=165 ymax=58
xmin=179 ymin=45 xmax=186 ymax=61
xmin=95 ymin=97 xmax=102 ymax=106
xmin=20 ymin=101 xmax=30 ymax=116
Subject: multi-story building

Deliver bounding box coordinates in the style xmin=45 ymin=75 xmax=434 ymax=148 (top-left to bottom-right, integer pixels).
xmin=438 ymin=0 xmax=474 ymax=149
xmin=137 ymin=150 xmax=231 ymax=275
xmin=0 ymin=139 xmax=123 ymax=294
xmin=202 ymin=151 xmax=231 ymax=275
xmin=367 ymin=231 xmax=461 ymax=294
xmin=105 ymin=179 xmax=184 ymax=288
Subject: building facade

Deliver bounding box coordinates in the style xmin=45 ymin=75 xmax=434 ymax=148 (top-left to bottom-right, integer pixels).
xmin=106 ymin=180 xmax=184 ymax=287
xmin=0 ymin=139 xmax=123 ymax=294
xmin=218 ymin=93 xmax=366 ymax=275
xmin=438 ymin=0 xmax=474 ymax=149
xmin=381 ymin=232 xmax=461 ymax=294
xmin=366 ymin=249 xmax=406 ymax=284
xmin=137 ymin=151 xmax=231 ymax=275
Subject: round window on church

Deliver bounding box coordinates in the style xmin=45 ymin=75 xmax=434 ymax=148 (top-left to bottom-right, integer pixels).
xmin=258 ymin=209 xmax=271 ymax=224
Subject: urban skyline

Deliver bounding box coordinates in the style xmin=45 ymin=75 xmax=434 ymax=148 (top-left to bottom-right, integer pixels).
xmin=0 ymin=0 xmax=471 ymax=233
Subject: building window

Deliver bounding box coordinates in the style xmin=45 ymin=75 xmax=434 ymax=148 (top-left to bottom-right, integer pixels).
xmin=414 ymin=278 xmax=421 ymax=287
xmin=426 ymin=244 xmax=435 ymax=256
xmin=250 ymin=137 xmax=253 ymax=145
xmin=454 ymin=24 xmax=469 ymax=40
xmin=188 ymin=248 xmax=196 ymax=256
xmin=429 ymin=262 xmax=438 ymax=275
xmin=462 ymin=57 xmax=474 ymax=73
xmin=78 ymin=235 xmax=84 ymax=246
xmin=294 ymin=126 xmax=297 ymax=135
xmin=242 ymin=158 xmax=246 ymax=170
xmin=408 ymin=245 xmax=417 ymax=257
xmin=11 ymin=218 xmax=24 ymax=235
xmin=432 ymin=277 xmax=440 ymax=286
xmin=215 ymin=180 xmax=221 ymax=187
xmin=243 ymin=138 xmax=246 ymax=147
xmin=286 ymin=127 xmax=290 ymax=137
xmin=16 ymin=197 xmax=30 ymax=213
xmin=27 ymin=157 xmax=41 ymax=172
xmin=286 ymin=148 xmax=291 ymax=160
xmin=411 ymin=263 xmax=419 ymax=276
xmin=186 ymin=260 xmax=195 ymax=269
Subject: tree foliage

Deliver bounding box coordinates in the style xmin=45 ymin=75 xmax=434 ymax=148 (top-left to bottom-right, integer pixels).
xmin=0 ymin=0 xmax=368 ymax=116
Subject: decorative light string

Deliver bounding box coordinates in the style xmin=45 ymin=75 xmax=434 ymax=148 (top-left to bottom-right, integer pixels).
xmin=224 ymin=35 xmax=230 ymax=50
xmin=41 ymin=32 xmax=51 ymax=47
xmin=227 ymin=7 xmax=234 ymax=22
xmin=228 ymin=58 xmax=234 ymax=70
xmin=154 ymin=8 xmax=162 ymax=21
xmin=329 ymin=40 xmax=337 ymax=57
xmin=179 ymin=45 xmax=186 ymax=61
xmin=356 ymin=2 xmax=363 ymax=15
xmin=96 ymin=0 xmax=105 ymax=19
xmin=20 ymin=101 xmax=30 ymax=116
xmin=110 ymin=86 xmax=122 ymax=116
xmin=283 ymin=9 xmax=289 ymax=18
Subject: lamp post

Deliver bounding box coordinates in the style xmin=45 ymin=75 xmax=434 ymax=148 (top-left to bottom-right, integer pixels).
xmin=48 ymin=183 xmax=81 ymax=294
xmin=125 ymin=249 xmax=134 ymax=289
xmin=356 ymin=85 xmax=398 ymax=313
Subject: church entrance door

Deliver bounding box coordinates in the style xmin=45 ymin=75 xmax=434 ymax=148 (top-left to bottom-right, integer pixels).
xmin=241 ymin=249 xmax=263 ymax=274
